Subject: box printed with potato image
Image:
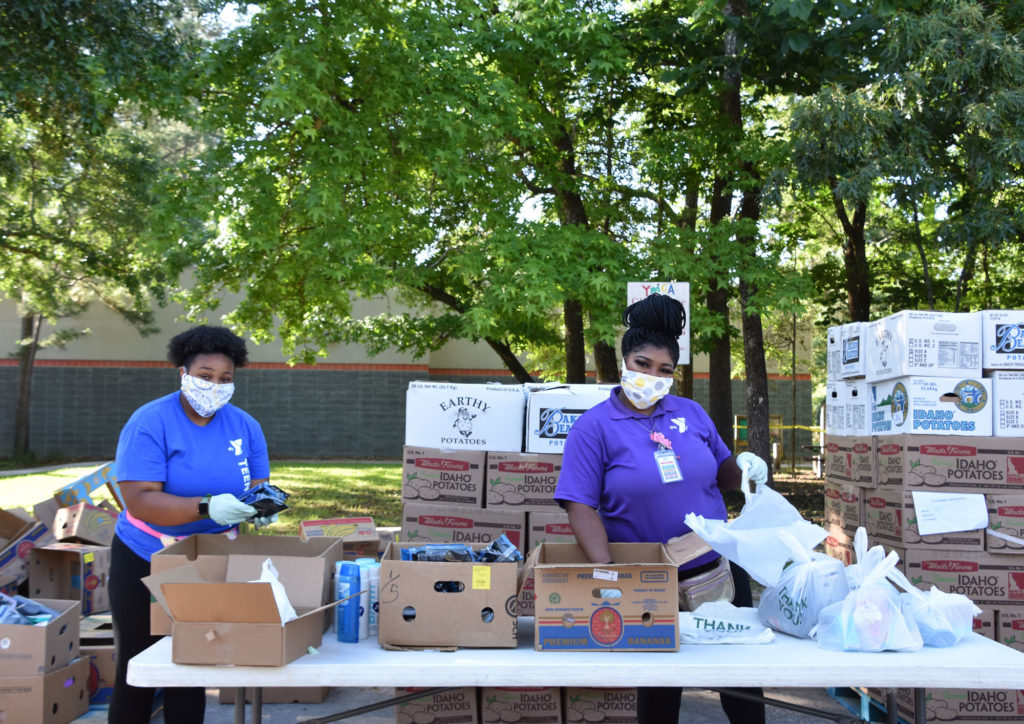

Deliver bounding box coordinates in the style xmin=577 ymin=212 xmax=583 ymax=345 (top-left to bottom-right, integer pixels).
xmin=485 ymin=453 xmax=562 ymax=510
xmin=402 ymin=447 xmax=486 ymax=508
xmin=480 ymin=687 xmax=561 ymax=724
xmin=394 ymin=687 xmax=478 ymax=724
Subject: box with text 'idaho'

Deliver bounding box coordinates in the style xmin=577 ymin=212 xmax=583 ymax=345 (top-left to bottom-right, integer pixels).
xmin=528 ymin=542 xmax=678 ymax=652
xmin=874 ymin=435 xmax=1024 ymax=493
xmin=563 ymin=687 xmax=639 ymax=724
xmin=401 ymin=447 xmax=486 ymax=508
xmin=481 ymin=687 xmax=562 ymax=724
xmin=823 ymin=435 xmax=874 ymax=487
xmin=870 ymin=376 xmax=993 ymax=437
xmin=394 ymin=687 xmax=478 ymax=724
xmin=904 ymin=548 xmax=1024 ymax=608
xmin=401 ymin=502 xmax=525 ymax=549
xmin=486 ymin=452 xmax=563 ymax=510
xmin=377 ymin=542 xmax=518 ymax=650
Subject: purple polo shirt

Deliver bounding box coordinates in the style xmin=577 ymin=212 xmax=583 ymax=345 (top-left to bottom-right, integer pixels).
xmin=554 ymin=388 xmax=731 ymax=570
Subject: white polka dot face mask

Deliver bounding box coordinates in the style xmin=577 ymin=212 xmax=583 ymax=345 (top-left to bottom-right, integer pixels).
xmin=180 ymin=372 xmax=235 ymax=418
xmin=619 ymin=361 xmax=672 ymax=410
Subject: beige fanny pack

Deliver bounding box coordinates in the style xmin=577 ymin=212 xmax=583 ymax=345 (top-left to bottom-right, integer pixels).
xmin=666 ymin=531 xmax=735 ymax=612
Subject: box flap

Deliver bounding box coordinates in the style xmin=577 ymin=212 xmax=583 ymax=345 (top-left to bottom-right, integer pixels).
xmin=224 ymin=554 xmax=326 ymax=610
xmin=141 ymin=564 xmax=207 ymax=618
xmin=0 ymin=508 xmax=32 ymax=540
xmin=161 ymin=582 xmax=283 ymax=623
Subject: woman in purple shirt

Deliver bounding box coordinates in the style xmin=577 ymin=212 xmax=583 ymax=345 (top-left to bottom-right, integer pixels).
xmin=554 ymin=293 xmax=768 ymax=724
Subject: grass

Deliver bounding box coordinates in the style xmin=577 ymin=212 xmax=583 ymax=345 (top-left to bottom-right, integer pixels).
xmin=0 ymin=462 xmax=404 ymax=535
xmin=0 ymin=462 xmax=826 ymax=534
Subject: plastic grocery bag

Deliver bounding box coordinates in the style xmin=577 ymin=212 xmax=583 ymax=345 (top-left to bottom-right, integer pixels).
xmin=844 ymin=527 xmax=886 ymax=590
xmin=680 ymin=602 xmax=774 ymax=645
xmin=887 ymin=567 xmax=981 ymax=647
xmin=814 ymin=551 xmax=923 ymax=652
xmin=757 ymin=531 xmax=850 ymax=639
xmin=684 ymin=469 xmax=828 ymax=587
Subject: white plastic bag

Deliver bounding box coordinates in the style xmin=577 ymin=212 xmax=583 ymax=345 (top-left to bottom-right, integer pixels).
xmin=887 ymin=567 xmax=981 ymax=647
xmin=757 ymin=531 xmax=850 ymax=639
xmin=684 ymin=469 xmax=828 ymax=587
xmin=843 ymin=527 xmax=886 ymax=590
xmin=255 ymin=558 xmax=297 ymax=624
xmin=680 ymin=602 xmax=774 ymax=645
xmin=814 ymin=551 xmax=923 ymax=652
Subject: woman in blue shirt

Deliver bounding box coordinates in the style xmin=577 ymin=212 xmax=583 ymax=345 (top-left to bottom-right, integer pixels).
xmin=555 ymin=294 xmax=768 ymax=724
xmin=109 ymin=325 xmax=272 ymax=723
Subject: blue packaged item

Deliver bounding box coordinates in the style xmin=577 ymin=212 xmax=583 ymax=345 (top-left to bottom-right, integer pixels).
xmin=335 ymin=561 xmax=361 ymax=644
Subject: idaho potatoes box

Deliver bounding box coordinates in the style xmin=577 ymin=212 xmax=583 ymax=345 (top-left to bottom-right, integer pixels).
xmin=394 ymin=687 xmax=478 ymax=724
xmin=823 ymin=435 xmax=875 ymax=487
xmin=486 ymin=452 xmax=563 ymax=511
xmin=401 ymin=447 xmax=486 ymax=508
xmin=904 ymin=548 xmax=1024 ymax=608
xmin=528 ymin=542 xmax=679 ymax=651
xmin=864 ymin=486 xmax=985 ymax=551
xmin=869 ymin=376 xmax=993 ymax=437
xmin=563 ymin=687 xmax=638 ymax=724
xmin=875 ymin=434 xmax=1024 ymax=493
xmin=401 ymin=502 xmax=526 ymax=550
xmin=404 ymin=381 xmax=525 ymax=452
xmin=377 ymin=542 xmax=518 ymax=649
xmin=480 ymin=687 xmax=561 ymax=724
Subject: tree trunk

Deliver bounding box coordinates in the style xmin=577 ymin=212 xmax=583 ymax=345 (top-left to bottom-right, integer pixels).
xmin=593 ymin=339 xmax=618 ymax=383
xmin=954 ymin=239 xmax=979 ymax=313
xmin=484 ymin=338 xmax=534 ymax=383
xmin=564 ymin=299 xmax=586 ymax=383
xmin=911 ymin=195 xmax=936 ymax=309
xmin=14 ymin=314 xmax=42 ymax=457
xmin=740 ymin=278 xmax=772 ymax=484
xmin=705 ymin=285 xmax=734 ymax=448
xmin=829 ymin=181 xmax=871 ymax=321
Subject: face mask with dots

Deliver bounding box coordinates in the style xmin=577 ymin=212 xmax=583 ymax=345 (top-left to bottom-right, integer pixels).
xmin=619 ymin=361 xmax=671 ymax=410
xmin=180 ymin=371 xmax=235 ymax=418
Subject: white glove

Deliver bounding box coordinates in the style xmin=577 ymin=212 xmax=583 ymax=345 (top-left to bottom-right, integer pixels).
xmin=736 ymin=451 xmax=768 ymax=485
xmin=208 ymin=493 xmax=257 ymax=526
xmin=251 ymin=513 xmax=279 ymax=529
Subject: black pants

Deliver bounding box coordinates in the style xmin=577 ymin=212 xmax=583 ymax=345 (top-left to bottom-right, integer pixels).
xmin=109 ymin=534 xmax=206 ymax=724
xmin=637 ymin=561 xmax=766 ymax=724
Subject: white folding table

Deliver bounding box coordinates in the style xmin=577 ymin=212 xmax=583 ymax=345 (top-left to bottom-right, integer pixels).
xmin=129 ymin=616 xmax=1024 ymax=724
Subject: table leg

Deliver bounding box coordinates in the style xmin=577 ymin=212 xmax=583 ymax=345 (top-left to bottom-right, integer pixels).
xmin=233 ymin=688 xmax=246 ymax=724
xmin=252 ymin=686 xmax=263 ymax=724
xmin=914 ymin=688 xmax=925 ymax=724
xmin=886 ymin=689 xmax=897 ymax=724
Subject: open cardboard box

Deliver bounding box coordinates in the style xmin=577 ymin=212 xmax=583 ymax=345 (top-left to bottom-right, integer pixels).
xmin=0 ymin=599 xmax=80 ymax=677
xmin=0 ymin=508 xmax=56 ymax=595
xmin=149 ymin=534 xmax=344 ymax=635
xmin=52 ymin=502 xmax=118 ymax=546
xmin=0 ymin=656 xmax=89 ymax=724
xmin=29 ymin=543 xmax=110 ymax=615
xmin=525 ymin=542 xmax=679 ymax=652
xmin=143 ymin=554 xmax=342 ymax=666
xmin=298 ymin=516 xmax=380 ymax=560
xmin=378 ymin=541 xmax=518 ymax=650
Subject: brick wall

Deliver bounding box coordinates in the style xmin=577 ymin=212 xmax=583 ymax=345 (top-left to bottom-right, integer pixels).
xmin=0 ymin=368 xmax=813 ymax=461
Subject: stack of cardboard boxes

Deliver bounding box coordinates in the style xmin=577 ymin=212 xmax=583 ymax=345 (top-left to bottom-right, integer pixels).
xmin=823 ymin=309 xmax=1024 ymax=723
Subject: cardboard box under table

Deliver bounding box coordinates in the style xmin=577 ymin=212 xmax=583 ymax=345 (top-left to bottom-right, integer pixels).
xmin=527 ymin=542 xmax=679 ymax=652
xmin=0 ymin=656 xmax=89 ymax=724
xmin=143 ymin=552 xmax=340 ymax=666
xmin=0 ymin=599 xmax=80 ymax=677
xmin=377 ymin=541 xmax=518 ymax=649
xmin=149 ymin=534 xmax=344 ymax=635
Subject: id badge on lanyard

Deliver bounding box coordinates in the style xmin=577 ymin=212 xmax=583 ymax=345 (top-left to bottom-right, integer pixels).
xmin=655 ymin=449 xmax=683 ymax=484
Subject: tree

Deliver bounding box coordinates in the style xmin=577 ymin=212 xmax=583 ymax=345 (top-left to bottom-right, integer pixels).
xmin=0 ymin=0 xmax=219 ymax=456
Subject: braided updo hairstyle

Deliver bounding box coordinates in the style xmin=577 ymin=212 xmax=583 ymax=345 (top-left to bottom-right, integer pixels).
xmin=621 ymin=294 xmax=685 ymax=366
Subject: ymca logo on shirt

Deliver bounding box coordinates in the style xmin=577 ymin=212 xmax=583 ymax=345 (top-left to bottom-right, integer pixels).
xmin=228 ymin=439 xmax=243 ymax=456
xmin=670 ymin=417 xmax=687 ymax=434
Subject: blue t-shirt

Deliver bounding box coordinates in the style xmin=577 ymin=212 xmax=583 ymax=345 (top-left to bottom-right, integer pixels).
xmin=554 ymin=388 xmax=731 ymax=570
xmin=114 ymin=392 xmax=270 ymax=560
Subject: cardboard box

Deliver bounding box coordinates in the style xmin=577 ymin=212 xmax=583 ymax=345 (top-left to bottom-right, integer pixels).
xmin=53 ymin=461 xmax=123 ymax=509
xmin=29 ymin=544 xmax=110 ymax=615
xmin=563 ymin=688 xmax=638 ymax=724
xmin=528 ymin=542 xmax=679 ymax=651
xmin=825 ymin=381 xmax=845 ymax=436
xmin=823 ymin=481 xmax=862 ymax=533
xmin=0 ymin=599 xmax=80 ymax=677
xmin=526 ymin=510 xmax=575 ymax=551
xmin=865 ymin=486 xmax=985 ymax=550
xmin=298 ymin=516 xmax=380 ymax=560
xmin=394 ymin=687 xmax=478 ymax=724
xmin=990 ymin=371 xmax=1024 ymax=436
xmin=823 ymin=435 xmax=874 ymax=487
xmin=880 ymin=435 xmax=1024 ymax=493
xmin=904 ymin=548 xmax=1024 ymax=608
xmin=0 ymin=509 xmax=56 ymax=595
xmin=523 ymin=384 xmax=615 ymax=454
xmin=480 ymin=687 xmax=561 ymax=724
xmin=149 ymin=534 xmax=344 ymax=636
xmin=826 ymin=325 xmax=842 ymax=381
xmin=0 ymin=657 xmax=89 ymax=724
xmin=866 ymin=310 xmax=982 ymax=383
xmin=32 ymin=498 xmax=62 ymax=536
xmin=822 ymin=525 xmax=854 ymax=566
xmin=52 ymin=503 xmax=117 ymax=546
xmin=405 ymin=381 xmax=526 ymax=452
xmin=486 ymin=452 xmax=563 ymax=510
xmin=401 ymin=502 xmax=526 ymax=550
xmin=996 ymin=608 xmax=1024 ymax=651
xmin=81 ymin=644 xmax=115 ymax=704
xmin=842 ymin=379 xmax=873 ymax=437
xmin=840 ymin=321 xmax=867 ymax=379
xmin=143 ymin=554 xmax=339 ymax=666
xmin=377 ymin=542 xmax=518 ymax=649
xmin=219 ymin=687 xmax=330 ymax=704
xmin=973 ymin=608 xmax=996 ymax=640
xmin=982 ymin=309 xmax=1024 ymax=370
xmin=871 ymin=376 xmax=993 ymax=437
xmin=894 ymin=686 xmax=1024 ymax=723
xmin=401 ymin=447 xmax=486 ymax=508
xmin=987 ymin=495 xmax=1024 ymax=553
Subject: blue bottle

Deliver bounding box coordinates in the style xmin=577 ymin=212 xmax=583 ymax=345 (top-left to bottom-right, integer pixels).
xmin=335 ymin=561 xmax=361 ymax=643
